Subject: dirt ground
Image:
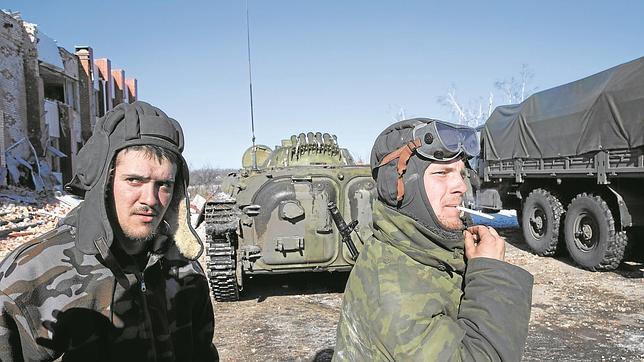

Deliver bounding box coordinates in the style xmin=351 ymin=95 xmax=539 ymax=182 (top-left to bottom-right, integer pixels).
xmin=208 ymin=227 xmax=644 ymax=362
xmin=2 ymin=190 xmax=642 ymax=361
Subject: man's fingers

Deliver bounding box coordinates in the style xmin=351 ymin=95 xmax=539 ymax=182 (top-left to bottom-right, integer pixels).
xmin=488 ymin=226 xmax=501 ymax=238
xmin=464 ymin=226 xmax=506 ymax=261
xmin=466 ymin=225 xmax=484 ymax=233
xmin=463 ymin=230 xmax=475 ymax=251
xmin=467 ymin=225 xmax=492 ymax=239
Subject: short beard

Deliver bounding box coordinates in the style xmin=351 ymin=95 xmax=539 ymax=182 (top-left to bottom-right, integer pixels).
xmin=116 ymin=226 xmax=159 ymax=255
xmin=123 ymin=230 xmax=157 ymax=244
xmin=438 ymin=216 xmax=465 ymax=232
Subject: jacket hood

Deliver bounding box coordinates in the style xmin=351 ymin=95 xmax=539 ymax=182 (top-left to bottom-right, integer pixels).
xmin=62 ymin=101 xmax=203 ymax=260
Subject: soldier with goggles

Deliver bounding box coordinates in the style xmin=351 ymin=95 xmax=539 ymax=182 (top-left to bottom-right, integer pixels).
xmin=334 ymin=118 xmax=533 ymax=361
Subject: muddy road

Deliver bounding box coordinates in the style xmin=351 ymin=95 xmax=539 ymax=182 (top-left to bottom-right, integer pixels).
xmin=208 ymin=227 xmax=644 ymax=361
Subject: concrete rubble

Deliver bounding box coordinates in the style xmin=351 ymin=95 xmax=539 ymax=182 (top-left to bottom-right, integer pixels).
xmin=0 ymin=185 xmax=74 ymax=258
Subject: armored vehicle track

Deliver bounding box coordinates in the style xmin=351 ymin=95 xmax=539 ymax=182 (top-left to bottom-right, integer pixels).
xmin=204 ymin=196 xmax=241 ymax=302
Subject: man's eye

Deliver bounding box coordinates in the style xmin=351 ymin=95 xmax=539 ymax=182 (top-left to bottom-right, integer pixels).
xmin=127 ymin=178 xmax=142 ymax=184
xmin=159 ymin=182 xmax=174 ymax=190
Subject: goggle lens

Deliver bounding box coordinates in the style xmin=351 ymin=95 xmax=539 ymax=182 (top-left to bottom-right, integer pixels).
xmin=435 ymin=122 xmax=480 ymax=156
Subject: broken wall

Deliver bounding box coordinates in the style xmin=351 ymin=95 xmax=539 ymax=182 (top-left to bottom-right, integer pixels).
xmin=20 ymin=20 xmax=45 ymax=159
xmin=94 ymin=58 xmax=113 ymax=117
xmin=75 ymin=46 xmax=98 ymax=142
xmin=112 ymin=68 xmax=125 ymax=105
xmin=58 ymin=48 xmax=82 ymax=180
xmin=1 ymin=10 xmax=139 ymax=190
xmin=0 ymin=12 xmax=30 ymax=185
xmin=126 ymin=78 xmax=137 ymax=102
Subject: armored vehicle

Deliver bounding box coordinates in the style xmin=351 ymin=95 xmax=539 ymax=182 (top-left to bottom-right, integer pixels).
xmin=476 ymin=57 xmax=644 ymax=271
xmin=203 ymin=132 xmax=376 ymax=301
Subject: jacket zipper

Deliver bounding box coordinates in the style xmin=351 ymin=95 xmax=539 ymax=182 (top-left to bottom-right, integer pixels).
xmin=136 ymin=271 xmax=158 ymax=361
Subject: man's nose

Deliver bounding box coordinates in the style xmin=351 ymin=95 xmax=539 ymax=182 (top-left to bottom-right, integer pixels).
xmin=139 ymin=183 xmax=159 ymax=207
xmin=452 ymin=174 xmax=468 ymax=194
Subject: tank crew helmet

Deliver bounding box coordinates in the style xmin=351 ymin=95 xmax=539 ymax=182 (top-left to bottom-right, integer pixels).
xmin=373 ymin=118 xmax=478 ymax=203
xmin=63 ymin=101 xmax=203 ymax=261
xmin=371 ymin=118 xmax=477 ymax=233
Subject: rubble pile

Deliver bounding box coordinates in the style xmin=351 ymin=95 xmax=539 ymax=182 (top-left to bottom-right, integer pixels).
xmin=0 ymin=186 xmax=76 ymax=259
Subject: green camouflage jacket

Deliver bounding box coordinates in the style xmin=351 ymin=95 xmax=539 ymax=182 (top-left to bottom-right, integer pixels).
xmin=0 ymin=224 xmax=218 ymax=361
xmin=334 ymin=201 xmax=533 ymax=361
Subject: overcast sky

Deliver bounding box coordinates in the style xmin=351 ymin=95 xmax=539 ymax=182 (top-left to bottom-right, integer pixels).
xmin=4 ymin=1 xmax=643 ymax=168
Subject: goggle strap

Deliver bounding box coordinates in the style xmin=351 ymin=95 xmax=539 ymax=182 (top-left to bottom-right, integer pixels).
xmin=378 ymin=138 xmax=422 ymax=202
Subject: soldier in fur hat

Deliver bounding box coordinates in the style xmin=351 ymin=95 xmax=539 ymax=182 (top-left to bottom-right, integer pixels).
xmin=0 ymin=101 xmax=218 ymax=361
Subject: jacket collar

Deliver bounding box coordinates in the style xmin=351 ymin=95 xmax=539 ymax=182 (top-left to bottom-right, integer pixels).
xmin=93 ymin=232 xmax=179 ymax=290
xmin=373 ymin=200 xmax=466 ymax=274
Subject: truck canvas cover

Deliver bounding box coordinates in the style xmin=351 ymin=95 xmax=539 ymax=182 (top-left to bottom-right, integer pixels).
xmin=483 ymin=57 xmax=644 ymax=161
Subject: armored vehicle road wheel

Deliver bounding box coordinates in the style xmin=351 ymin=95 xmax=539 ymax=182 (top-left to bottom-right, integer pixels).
xmin=204 ymin=197 xmax=242 ymax=302
xmin=564 ymin=193 xmax=627 ymax=271
xmin=522 ymin=189 xmax=564 ymax=256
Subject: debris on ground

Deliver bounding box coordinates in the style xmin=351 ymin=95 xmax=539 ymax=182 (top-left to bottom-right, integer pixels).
xmin=1 ymin=194 xmax=641 ymax=361
xmin=0 ymin=186 xmax=74 ymax=259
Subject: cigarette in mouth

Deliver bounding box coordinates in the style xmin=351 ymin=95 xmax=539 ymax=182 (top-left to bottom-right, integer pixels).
xmin=456 ymin=206 xmax=495 ymax=220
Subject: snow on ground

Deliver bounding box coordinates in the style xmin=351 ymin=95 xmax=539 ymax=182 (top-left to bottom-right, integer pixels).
xmin=471 ymin=209 xmax=520 ymax=229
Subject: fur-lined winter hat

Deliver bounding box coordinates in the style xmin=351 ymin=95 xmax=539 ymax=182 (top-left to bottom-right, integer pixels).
xmin=63 ymin=101 xmax=202 ymax=260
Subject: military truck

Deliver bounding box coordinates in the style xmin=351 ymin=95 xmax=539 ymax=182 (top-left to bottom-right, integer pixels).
xmin=476 ymin=57 xmax=644 ymax=271
xmin=203 ymin=132 xmax=376 ymax=301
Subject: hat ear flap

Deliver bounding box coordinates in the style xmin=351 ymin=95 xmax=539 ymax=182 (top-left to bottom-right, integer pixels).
xmin=164 ymin=179 xmax=202 ymax=260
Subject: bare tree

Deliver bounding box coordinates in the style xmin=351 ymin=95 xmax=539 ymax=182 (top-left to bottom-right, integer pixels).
xmin=438 ymin=65 xmax=537 ymax=127
xmin=494 ymin=64 xmax=537 ymax=104
xmin=395 ymin=106 xmax=406 ymax=122
xmin=437 ymin=85 xmax=493 ymax=127
xmin=387 ymin=105 xmax=408 ymax=122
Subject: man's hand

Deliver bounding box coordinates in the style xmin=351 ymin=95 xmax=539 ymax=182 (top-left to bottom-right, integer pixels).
xmin=463 ymin=225 xmax=505 ymax=261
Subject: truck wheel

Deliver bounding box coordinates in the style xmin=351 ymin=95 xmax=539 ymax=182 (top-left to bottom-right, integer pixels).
xmin=522 ymin=189 xmax=564 ymax=256
xmin=564 ymin=193 xmax=627 ymax=271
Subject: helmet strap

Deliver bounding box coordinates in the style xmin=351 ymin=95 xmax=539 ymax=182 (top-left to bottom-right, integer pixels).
xmin=378 ymin=138 xmax=422 ymax=202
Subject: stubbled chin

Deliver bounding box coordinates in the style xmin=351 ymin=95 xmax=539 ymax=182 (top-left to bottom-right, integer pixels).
xmin=124 ymin=225 xmax=156 ymax=241
xmin=438 ymin=216 xmax=464 ymax=232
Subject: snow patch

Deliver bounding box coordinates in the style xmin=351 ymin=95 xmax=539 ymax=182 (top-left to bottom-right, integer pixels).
xmin=472 ymin=209 xmax=519 ymax=229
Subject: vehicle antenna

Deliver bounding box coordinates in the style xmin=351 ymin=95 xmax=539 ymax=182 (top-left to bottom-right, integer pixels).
xmin=246 ymin=0 xmax=258 ymax=170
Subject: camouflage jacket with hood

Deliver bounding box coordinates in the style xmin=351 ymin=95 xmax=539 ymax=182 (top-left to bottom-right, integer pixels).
xmin=0 ymin=102 xmax=218 ymax=361
xmin=334 ymin=119 xmax=533 ymax=361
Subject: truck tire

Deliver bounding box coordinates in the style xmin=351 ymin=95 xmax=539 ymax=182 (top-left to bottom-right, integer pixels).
xmin=522 ymin=189 xmax=564 ymax=256
xmin=564 ymin=193 xmax=627 ymax=271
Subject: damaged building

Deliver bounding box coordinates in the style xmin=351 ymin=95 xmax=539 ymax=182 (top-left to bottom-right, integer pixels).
xmin=0 ymin=10 xmax=138 ymax=191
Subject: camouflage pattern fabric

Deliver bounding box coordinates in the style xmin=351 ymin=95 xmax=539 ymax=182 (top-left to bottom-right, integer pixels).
xmin=0 ymin=225 xmax=218 ymax=361
xmin=334 ymin=200 xmax=533 ymax=361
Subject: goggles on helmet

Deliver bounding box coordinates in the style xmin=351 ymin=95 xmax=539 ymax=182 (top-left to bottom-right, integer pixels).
xmin=375 ymin=119 xmax=479 ymax=202
xmin=412 ymin=120 xmax=479 ymax=161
